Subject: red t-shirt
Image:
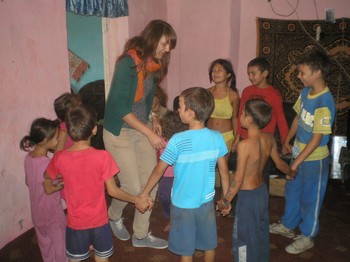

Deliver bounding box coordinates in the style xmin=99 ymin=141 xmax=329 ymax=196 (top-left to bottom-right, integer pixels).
xmin=237 ymin=85 xmax=289 ymax=143
xmin=46 ymin=147 xmax=119 ymax=229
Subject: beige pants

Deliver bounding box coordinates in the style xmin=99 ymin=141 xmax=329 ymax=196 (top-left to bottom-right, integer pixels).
xmin=103 ymin=128 xmax=158 ymax=239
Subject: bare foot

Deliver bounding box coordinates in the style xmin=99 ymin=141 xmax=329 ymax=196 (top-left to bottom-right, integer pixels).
xmin=163 ymin=221 xmax=171 ymax=232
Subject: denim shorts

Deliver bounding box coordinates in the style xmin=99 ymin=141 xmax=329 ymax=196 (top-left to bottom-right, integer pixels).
xmin=66 ymin=223 xmax=114 ymax=260
xmin=169 ymin=201 xmax=217 ymax=256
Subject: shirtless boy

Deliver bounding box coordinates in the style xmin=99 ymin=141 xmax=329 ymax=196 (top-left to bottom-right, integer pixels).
xmin=218 ymin=98 xmax=295 ymax=262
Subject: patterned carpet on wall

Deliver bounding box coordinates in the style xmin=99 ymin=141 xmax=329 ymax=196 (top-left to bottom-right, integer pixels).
xmin=258 ymin=17 xmax=350 ymax=136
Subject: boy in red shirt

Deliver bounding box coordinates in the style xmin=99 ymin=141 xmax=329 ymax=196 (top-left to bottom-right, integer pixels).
xmin=233 ymin=57 xmax=289 ymax=189
xmin=44 ymin=105 xmax=150 ymax=262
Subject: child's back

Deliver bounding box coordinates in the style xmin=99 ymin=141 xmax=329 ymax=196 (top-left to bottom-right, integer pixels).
xmin=238 ymin=132 xmax=280 ymax=190
xmin=48 ymin=147 xmax=118 ymax=228
xmin=163 ymin=127 xmax=227 ymax=208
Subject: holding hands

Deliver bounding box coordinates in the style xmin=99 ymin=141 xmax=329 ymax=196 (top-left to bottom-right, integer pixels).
xmin=135 ymin=194 xmax=154 ymax=213
xmin=216 ymin=198 xmax=232 ymax=216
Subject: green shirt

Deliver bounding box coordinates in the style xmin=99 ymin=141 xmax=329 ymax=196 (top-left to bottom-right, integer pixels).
xmin=104 ymin=56 xmax=156 ymax=135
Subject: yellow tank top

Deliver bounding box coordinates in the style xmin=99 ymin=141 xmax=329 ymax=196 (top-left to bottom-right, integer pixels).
xmin=211 ymin=95 xmax=233 ymax=119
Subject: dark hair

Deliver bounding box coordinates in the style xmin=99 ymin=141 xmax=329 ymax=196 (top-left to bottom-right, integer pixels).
xmin=180 ymin=87 xmax=214 ymax=122
xmin=20 ymin=118 xmax=59 ymax=152
xmin=248 ymin=57 xmax=271 ymax=74
xmin=119 ymin=20 xmax=177 ymax=85
xmin=54 ymin=93 xmax=81 ymax=122
xmin=173 ymin=96 xmax=180 ymax=111
xmin=297 ymin=50 xmax=331 ymax=80
xmin=66 ymin=105 xmax=97 ymax=141
xmin=244 ymin=99 xmax=272 ymax=129
xmin=155 ymin=85 xmax=168 ymax=107
xmin=161 ymin=111 xmax=188 ymax=140
xmin=209 ymin=59 xmax=237 ymax=93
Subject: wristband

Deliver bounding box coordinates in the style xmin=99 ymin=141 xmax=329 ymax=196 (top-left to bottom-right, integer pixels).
xmin=148 ymin=112 xmax=158 ymax=122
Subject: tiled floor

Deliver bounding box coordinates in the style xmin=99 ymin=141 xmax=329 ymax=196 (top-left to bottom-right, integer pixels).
xmin=1 ymin=180 xmax=350 ymax=262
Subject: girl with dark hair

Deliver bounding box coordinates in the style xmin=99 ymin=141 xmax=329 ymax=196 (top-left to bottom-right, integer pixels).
xmin=207 ymin=59 xmax=240 ymax=187
xmin=20 ymin=118 xmax=67 ymax=262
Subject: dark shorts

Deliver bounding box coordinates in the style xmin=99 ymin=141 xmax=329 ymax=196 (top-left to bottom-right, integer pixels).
xmin=66 ymin=223 xmax=114 ymax=260
xmin=169 ymin=201 xmax=217 ymax=256
xmin=233 ymin=184 xmax=269 ymax=262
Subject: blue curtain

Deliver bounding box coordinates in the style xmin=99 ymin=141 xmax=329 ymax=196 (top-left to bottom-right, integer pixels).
xmin=66 ymin=0 xmax=128 ymax=18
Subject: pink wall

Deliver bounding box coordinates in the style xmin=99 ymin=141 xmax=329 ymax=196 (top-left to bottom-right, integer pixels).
xmin=1 ymin=0 xmax=349 ymax=249
xmin=131 ymin=0 xmax=350 ymax=103
xmin=0 ymin=0 xmax=69 ymax=248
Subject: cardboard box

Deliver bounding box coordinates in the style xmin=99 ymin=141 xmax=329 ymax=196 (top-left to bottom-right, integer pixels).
xmin=269 ymin=178 xmax=286 ymax=197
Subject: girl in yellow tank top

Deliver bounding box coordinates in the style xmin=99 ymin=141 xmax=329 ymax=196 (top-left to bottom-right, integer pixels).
xmin=207 ymin=59 xmax=239 ymax=189
xmin=207 ymin=59 xmax=239 ymax=152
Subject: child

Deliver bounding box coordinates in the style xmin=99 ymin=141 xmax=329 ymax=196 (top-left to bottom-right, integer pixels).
xmin=270 ymin=51 xmax=336 ymax=255
xmin=233 ymin=57 xmax=289 ymax=188
xmin=20 ymin=118 xmax=67 ymax=262
xmin=207 ymin=59 xmax=240 ymax=189
xmin=147 ymin=85 xmax=169 ymax=132
xmin=139 ymin=87 xmax=230 ymax=262
xmin=53 ymin=92 xmax=81 ymax=151
xmin=157 ymin=111 xmax=188 ymax=232
xmin=207 ymin=58 xmax=239 ymax=152
xmin=218 ymin=98 xmax=296 ymax=262
xmin=43 ymin=105 xmax=151 ymax=262
xmin=53 ymin=92 xmax=82 ymax=203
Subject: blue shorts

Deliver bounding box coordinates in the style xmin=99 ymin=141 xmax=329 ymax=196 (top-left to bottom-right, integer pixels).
xmin=169 ymin=201 xmax=217 ymax=256
xmin=66 ymin=223 xmax=114 ymax=260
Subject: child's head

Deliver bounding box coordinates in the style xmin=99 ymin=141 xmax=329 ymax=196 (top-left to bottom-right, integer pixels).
xmin=297 ymin=50 xmax=330 ymax=82
xmin=20 ymin=118 xmax=60 ymax=152
xmin=242 ymin=99 xmax=272 ymax=129
xmin=66 ymin=105 xmax=97 ymax=142
xmin=247 ymin=57 xmax=270 ymax=87
xmin=209 ymin=59 xmax=237 ymax=92
xmin=161 ymin=111 xmax=188 ymax=140
xmin=179 ymin=87 xmax=214 ymax=122
xmin=54 ymin=93 xmax=81 ymax=122
xmin=173 ymin=95 xmax=180 ymax=111
xmin=152 ymin=86 xmax=168 ymax=113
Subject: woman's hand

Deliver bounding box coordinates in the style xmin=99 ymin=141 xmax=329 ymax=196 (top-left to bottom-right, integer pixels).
xmin=152 ymin=116 xmax=162 ymax=136
xmin=147 ymin=131 xmax=165 ymax=150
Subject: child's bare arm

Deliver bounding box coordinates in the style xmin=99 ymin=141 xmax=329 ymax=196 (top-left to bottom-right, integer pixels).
xmin=43 ymin=171 xmax=64 ymax=194
xmin=140 ymin=160 xmax=169 ymax=199
xmin=219 ymin=143 xmax=247 ymax=216
xmin=55 ymin=129 xmax=68 ymax=152
xmin=282 ymin=116 xmax=298 ymax=155
xmin=105 ymin=177 xmax=150 ymax=213
xmin=217 ymin=156 xmax=230 ymax=200
xmin=270 ymin=136 xmax=296 ymax=179
xmin=291 ymin=133 xmax=323 ymax=171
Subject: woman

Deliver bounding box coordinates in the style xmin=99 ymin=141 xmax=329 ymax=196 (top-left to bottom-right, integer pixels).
xmin=103 ymin=20 xmax=176 ymax=249
xmin=207 ymin=59 xmax=239 ymax=187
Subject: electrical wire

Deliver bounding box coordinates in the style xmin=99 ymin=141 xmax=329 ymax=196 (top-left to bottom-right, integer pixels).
xmin=269 ymin=0 xmax=299 ymax=17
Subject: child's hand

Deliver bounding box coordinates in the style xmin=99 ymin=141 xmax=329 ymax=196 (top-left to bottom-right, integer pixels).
xmin=135 ymin=195 xmax=153 ymax=213
xmin=216 ymin=198 xmax=231 ymax=216
xmin=146 ymin=197 xmax=154 ymax=210
xmin=282 ymin=142 xmax=292 ymax=156
xmin=55 ymin=181 xmax=64 ymax=191
xmin=286 ymin=168 xmax=297 ymax=180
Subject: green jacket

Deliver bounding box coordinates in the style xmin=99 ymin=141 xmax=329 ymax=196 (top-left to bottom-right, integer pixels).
xmin=104 ymin=56 xmax=156 ymax=136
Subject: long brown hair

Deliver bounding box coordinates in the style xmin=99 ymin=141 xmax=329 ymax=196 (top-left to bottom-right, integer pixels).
xmin=118 ymin=20 xmax=177 ymax=84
